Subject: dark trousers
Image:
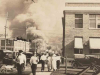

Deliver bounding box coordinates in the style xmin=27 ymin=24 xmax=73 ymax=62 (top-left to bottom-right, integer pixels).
xmin=17 ymin=63 xmax=24 ymax=75
xmin=31 ymin=64 xmax=37 ymax=75
xmin=41 ymin=60 xmax=45 ymax=70
xmin=57 ymin=60 xmax=60 ymax=69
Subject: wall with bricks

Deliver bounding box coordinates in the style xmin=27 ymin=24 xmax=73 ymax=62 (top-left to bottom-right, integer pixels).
xmin=65 ymin=13 xmax=100 ymax=58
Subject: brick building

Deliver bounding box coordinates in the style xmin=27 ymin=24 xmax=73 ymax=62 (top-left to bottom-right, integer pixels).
xmin=64 ymin=0 xmax=100 ymax=58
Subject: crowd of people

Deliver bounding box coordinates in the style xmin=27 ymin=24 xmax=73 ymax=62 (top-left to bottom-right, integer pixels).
xmin=15 ymin=50 xmax=61 ymax=75
xmin=40 ymin=53 xmax=61 ymax=72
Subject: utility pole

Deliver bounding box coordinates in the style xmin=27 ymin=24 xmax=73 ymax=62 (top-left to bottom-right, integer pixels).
xmin=25 ymin=25 xmax=27 ymax=52
xmin=35 ymin=40 xmax=37 ymax=54
xmin=56 ymin=45 xmax=58 ymax=54
xmin=62 ymin=11 xmax=67 ymax=74
xmin=5 ymin=12 xmax=8 ymax=50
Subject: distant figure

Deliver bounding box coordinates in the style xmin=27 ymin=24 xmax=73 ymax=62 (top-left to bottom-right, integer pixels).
xmin=46 ymin=52 xmax=49 ymax=57
xmin=52 ymin=54 xmax=57 ymax=71
xmin=30 ymin=53 xmax=39 ymax=75
xmin=56 ymin=54 xmax=61 ymax=70
xmin=47 ymin=54 xmax=52 ymax=71
xmin=16 ymin=50 xmax=26 ymax=75
xmin=40 ymin=53 xmax=47 ymax=72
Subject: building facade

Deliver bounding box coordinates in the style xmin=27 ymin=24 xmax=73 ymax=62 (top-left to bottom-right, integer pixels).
xmin=0 ymin=38 xmax=14 ymax=50
xmin=0 ymin=38 xmax=30 ymax=52
xmin=14 ymin=40 xmax=30 ymax=52
xmin=64 ymin=0 xmax=100 ymax=58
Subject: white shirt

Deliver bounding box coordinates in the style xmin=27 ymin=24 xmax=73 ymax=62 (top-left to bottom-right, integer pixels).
xmin=30 ymin=56 xmax=38 ymax=65
xmin=16 ymin=53 xmax=26 ymax=65
xmin=47 ymin=56 xmax=52 ymax=64
xmin=56 ymin=56 xmax=61 ymax=62
xmin=46 ymin=53 xmax=49 ymax=57
xmin=40 ymin=55 xmax=47 ymax=61
xmin=52 ymin=56 xmax=57 ymax=61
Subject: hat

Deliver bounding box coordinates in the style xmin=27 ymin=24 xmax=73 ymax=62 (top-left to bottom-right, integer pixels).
xmin=53 ymin=54 xmax=56 ymax=57
xmin=19 ymin=50 xmax=23 ymax=53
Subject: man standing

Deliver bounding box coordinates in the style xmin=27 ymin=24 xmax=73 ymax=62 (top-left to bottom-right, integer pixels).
xmin=30 ymin=53 xmax=39 ymax=75
xmin=47 ymin=53 xmax=52 ymax=72
xmin=52 ymin=54 xmax=57 ymax=71
xmin=56 ymin=54 xmax=61 ymax=70
xmin=40 ymin=53 xmax=47 ymax=72
xmin=16 ymin=50 xmax=26 ymax=75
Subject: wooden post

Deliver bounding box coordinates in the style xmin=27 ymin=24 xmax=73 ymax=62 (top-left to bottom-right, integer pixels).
xmin=65 ymin=54 xmax=67 ymax=74
xmin=35 ymin=40 xmax=37 ymax=55
xmin=63 ymin=10 xmax=67 ymax=75
xmin=25 ymin=25 xmax=27 ymax=52
xmin=62 ymin=10 xmax=65 ymax=64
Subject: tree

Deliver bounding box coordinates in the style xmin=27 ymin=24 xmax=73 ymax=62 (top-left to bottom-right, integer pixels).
xmin=31 ymin=39 xmax=47 ymax=54
xmin=50 ymin=45 xmax=62 ymax=55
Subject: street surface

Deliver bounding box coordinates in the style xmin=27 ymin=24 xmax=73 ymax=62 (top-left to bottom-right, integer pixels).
xmin=0 ymin=64 xmax=51 ymax=75
xmin=0 ymin=62 xmax=98 ymax=75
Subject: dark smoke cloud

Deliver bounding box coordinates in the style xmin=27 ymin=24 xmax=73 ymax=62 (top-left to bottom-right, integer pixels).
xmin=0 ymin=0 xmax=30 ymax=37
xmin=0 ymin=0 xmax=28 ymax=19
xmin=0 ymin=0 xmax=65 ymax=44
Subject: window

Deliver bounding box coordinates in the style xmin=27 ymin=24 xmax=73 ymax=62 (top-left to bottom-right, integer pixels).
xmin=75 ymin=14 xmax=83 ymax=28
xmin=6 ymin=39 xmax=10 ymax=45
xmin=89 ymin=38 xmax=100 ymax=53
xmin=90 ymin=49 xmax=100 ymax=53
xmin=74 ymin=37 xmax=83 ymax=54
xmin=89 ymin=14 xmax=100 ymax=29
xmin=74 ymin=49 xmax=83 ymax=54
xmin=1 ymin=40 xmax=5 ymax=46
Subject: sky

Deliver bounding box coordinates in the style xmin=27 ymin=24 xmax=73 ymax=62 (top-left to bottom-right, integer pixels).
xmin=1 ymin=0 xmax=100 ymax=38
xmin=0 ymin=0 xmax=64 ymax=44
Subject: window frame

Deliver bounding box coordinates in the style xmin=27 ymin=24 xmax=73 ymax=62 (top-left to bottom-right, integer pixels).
xmin=89 ymin=14 xmax=100 ymax=29
xmin=74 ymin=49 xmax=83 ymax=54
xmin=90 ymin=49 xmax=100 ymax=54
xmin=74 ymin=37 xmax=83 ymax=54
xmin=75 ymin=14 xmax=83 ymax=28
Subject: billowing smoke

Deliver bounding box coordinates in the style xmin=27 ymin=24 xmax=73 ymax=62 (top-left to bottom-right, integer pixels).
xmin=0 ymin=0 xmax=65 ymax=44
xmin=27 ymin=27 xmax=48 ymax=43
xmin=0 ymin=0 xmax=27 ymax=38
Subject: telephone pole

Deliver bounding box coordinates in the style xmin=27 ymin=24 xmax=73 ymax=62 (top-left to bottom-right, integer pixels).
xmin=5 ymin=12 xmax=8 ymax=50
xmin=25 ymin=25 xmax=27 ymax=52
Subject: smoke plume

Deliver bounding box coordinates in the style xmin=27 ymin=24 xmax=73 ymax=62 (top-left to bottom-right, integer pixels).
xmin=0 ymin=0 xmax=27 ymax=38
xmin=0 ymin=0 xmax=65 ymax=44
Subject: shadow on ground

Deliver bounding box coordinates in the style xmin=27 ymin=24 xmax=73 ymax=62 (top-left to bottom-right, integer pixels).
xmin=50 ymin=70 xmax=75 ymax=75
xmin=0 ymin=73 xmax=30 ymax=75
xmin=0 ymin=72 xmax=31 ymax=75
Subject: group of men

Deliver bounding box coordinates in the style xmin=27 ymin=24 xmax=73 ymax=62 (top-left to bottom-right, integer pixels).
xmin=15 ymin=50 xmax=61 ymax=75
xmin=40 ymin=53 xmax=61 ymax=72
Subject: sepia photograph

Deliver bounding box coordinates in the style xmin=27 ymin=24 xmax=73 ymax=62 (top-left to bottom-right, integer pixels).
xmin=0 ymin=0 xmax=100 ymax=75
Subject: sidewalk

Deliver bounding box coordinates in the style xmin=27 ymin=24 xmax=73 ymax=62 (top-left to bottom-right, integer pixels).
xmin=29 ymin=72 xmax=51 ymax=75
xmin=26 ymin=64 xmax=51 ymax=75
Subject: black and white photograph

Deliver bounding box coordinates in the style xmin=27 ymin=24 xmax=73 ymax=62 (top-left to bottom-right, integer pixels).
xmin=0 ymin=0 xmax=100 ymax=75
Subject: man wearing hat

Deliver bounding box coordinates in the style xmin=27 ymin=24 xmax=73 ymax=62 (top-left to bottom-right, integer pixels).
xmin=30 ymin=53 xmax=39 ymax=75
xmin=16 ymin=50 xmax=26 ymax=75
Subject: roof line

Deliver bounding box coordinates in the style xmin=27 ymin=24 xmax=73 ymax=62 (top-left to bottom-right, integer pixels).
xmin=65 ymin=0 xmax=100 ymax=3
xmin=66 ymin=2 xmax=100 ymax=4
